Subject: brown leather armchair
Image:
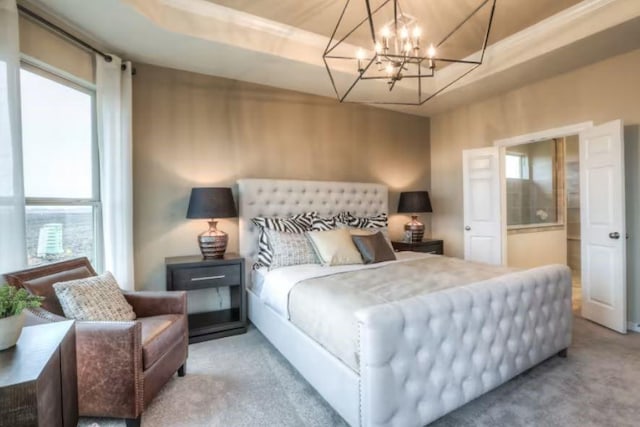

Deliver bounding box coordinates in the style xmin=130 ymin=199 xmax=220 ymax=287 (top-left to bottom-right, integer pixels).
xmin=4 ymin=258 xmax=188 ymax=427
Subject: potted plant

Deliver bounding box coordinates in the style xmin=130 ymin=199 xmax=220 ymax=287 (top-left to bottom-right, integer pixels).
xmin=0 ymin=284 xmax=43 ymax=351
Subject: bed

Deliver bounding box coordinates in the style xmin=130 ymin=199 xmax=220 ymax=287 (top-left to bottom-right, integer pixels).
xmin=237 ymin=178 xmax=572 ymax=427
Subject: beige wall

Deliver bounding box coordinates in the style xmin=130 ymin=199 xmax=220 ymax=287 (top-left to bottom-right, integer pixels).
xmin=430 ymin=48 xmax=640 ymax=324
xmin=132 ymin=64 xmax=431 ymax=291
xmin=507 ymin=230 xmax=567 ymax=269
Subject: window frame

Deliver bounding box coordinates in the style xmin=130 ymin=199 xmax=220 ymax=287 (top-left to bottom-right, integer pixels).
xmin=505 ymin=151 xmax=529 ymax=180
xmin=20 ymin=59 xmax=103 ymax=270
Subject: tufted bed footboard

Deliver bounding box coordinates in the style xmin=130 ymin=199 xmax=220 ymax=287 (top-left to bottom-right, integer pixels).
xmin=356 ymin=264 xmax=572 ymax=427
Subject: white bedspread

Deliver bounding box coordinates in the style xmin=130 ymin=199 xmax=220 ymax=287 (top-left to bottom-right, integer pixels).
xmin=260 ymin=251 xmax=432 ymax=318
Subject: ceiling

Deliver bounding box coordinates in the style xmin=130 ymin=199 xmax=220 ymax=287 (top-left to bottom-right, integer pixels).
xmin=209 ymin=0 xmax=583 ymax=48
xmin=25 ymin=0 xmax=640 ymax=117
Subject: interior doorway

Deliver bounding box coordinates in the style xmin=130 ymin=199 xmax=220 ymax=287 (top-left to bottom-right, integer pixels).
xmin=491 ymin=120 xmax=628 ymax=333
xmin=501 ymin=135 xmax=582 ymax=313
xmin=491 ymin=122 xmax=599 ymax=318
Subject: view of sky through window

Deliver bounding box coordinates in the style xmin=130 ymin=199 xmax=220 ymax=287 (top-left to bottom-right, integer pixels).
xmin=20 ymin=68 xmax=93 ymax=199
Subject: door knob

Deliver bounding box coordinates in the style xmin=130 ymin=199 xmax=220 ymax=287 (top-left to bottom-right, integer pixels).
xmin=465 ymin=226 xmax=471 ymax=231
xmin=609 ymin=232 xmax=620 ymax=239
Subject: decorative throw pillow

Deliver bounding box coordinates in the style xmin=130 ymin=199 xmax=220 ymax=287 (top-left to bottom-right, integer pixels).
xmin=339 ymin=224 xmax=392 ymax=246
xmin=252 ymin=212 xmax=317 ymax=267
xmin=344 ymin=212 xmax=388 ymax=228
xmin=352 ymin=232 xmax=397 ymax=264
xmin=264 ymin=228 xmax=319 ymax=270
xmin=306 ymin=228 xmax=364 ymax=266
xmin=53 ymin=271 xmax=136 ymax=321
xmin=311 ymin=212 xmax=351 ymax=231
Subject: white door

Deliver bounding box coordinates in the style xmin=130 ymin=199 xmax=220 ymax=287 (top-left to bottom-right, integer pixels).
xmin=580 ymin=120 xmax=627 ymax=333
xmin=463 ymin=147 xmax=502 ymax=265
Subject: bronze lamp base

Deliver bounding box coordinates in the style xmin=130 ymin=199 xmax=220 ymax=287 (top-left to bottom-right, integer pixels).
xmin=404 ymin=215 xmax=425 ymax=243
xmin=198 ymin=220 xmax=228 ymax=259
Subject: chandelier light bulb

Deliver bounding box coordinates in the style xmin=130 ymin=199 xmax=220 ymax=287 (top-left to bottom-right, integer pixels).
xmin=375 ymin=42 xmax=383 ymax=53
xmin=356 ymin=48 xmax=366 ymax=60
xmin=381 ymin=26 xmax=391 ymax=38
xmin=412 ymin=26 xmax=421 ymax=38
xmin=404 ymin=42 xmax=412 ymax=53
xmin=400 ymin=26 xmax=409 ymax=39
xmin=427 ymin=44 xmax=436 ymax=58
xmin=385 ymin=63 xmax=394 ymax=75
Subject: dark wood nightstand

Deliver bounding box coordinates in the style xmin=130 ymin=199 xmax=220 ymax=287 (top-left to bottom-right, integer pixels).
xmin=391 ymin=239 xmax=444 ymax=254
xmin=166 ymin=254 xmax=247 ymax=343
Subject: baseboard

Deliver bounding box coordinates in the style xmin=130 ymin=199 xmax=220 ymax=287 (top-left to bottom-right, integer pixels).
xmin=627 ymin=321 xmax=640 ymax=333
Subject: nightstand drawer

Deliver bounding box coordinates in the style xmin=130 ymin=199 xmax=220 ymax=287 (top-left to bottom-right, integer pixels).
xmin=171 ymin=264 xmax=241 ymax=290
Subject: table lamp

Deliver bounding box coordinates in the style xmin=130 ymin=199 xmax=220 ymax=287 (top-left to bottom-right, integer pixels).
xmin=397 ymin=191 xmax=433 ymax=243
xmin=186 ymin=187 xmax=238 ymax=259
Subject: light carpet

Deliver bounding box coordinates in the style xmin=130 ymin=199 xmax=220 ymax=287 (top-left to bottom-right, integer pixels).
xmin=80 ymin=316 xmax=640 ymax=427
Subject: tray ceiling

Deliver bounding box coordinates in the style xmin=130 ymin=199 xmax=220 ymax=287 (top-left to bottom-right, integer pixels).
xmin=25 ymin=0 xmax=640 ymax=117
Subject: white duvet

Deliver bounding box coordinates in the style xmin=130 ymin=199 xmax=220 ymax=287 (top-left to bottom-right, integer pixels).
xmin=259 ymin=251 xmax=433 ymax=318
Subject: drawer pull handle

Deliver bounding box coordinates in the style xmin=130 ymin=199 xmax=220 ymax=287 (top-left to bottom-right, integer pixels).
xmin=191 ymin=275 xmax=225 ymax=282
xmin=428 ymin=251 xmax=437 ymax=254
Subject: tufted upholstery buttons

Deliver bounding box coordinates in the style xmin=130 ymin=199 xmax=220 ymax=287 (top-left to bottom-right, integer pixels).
xmin=236 ymin=178 xmax=388 ymax=270
xmin=356 ymin=265 xmax=572 ymax=427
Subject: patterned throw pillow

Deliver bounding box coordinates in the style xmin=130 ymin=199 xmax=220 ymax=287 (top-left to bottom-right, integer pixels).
xmin=311 ymin=212 xmax=351 ymax=231
xmin=264 ymin=228 xmax=319 ymax=270
xmin=252 ymin=212 xmax=317 ymax=267
xmin=53 ymin=271 xmax=136 ymax=321
xmin=344 ymin=212 xmax=388 ymax=228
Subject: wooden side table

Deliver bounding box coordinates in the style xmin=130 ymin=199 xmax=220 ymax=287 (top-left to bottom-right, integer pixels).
xmin=166 ymin=254 xmax=247 ymax=343
xmin=391 ymin=239 xmax=444 ymax=254
xmin=0 ymin=320 xmax=77 ymax=427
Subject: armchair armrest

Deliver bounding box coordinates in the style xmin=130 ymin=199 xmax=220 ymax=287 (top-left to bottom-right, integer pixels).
xmin=23 ymin=307 xmax=68 ymax=326
xmin=123 ymin=291 xmax=187 ymax=317
xmin=76 ymin=321 xmax=144 ymax=418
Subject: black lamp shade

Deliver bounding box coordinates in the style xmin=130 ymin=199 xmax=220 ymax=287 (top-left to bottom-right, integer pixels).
xmin=397 ymin=191 xmax=433 ymax=214
xmin=186 ymin=187 xmax=238 ymax=219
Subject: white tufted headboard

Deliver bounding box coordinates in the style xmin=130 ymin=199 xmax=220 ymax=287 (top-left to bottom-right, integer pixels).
xmin=237 ymin=178 xmax=388 ymax=265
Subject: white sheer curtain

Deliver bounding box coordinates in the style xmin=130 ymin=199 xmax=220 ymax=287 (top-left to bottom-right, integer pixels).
xmin=0 ymin=0 xmax=27 ymax=274
xmin=96 ymin=54 xmax=134 ymax=290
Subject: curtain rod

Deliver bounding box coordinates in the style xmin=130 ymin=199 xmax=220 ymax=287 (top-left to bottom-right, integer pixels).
xmin=17 ymin=4 xmax=133 ymax=72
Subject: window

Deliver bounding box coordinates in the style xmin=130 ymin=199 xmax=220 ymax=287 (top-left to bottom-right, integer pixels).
xmin=506 ymin=139 xmax=560 ymax=228
xmin=505 ymin=153 xmax=529 ymax=179
xmin=20 ymin=65 xmax=101 ymax=267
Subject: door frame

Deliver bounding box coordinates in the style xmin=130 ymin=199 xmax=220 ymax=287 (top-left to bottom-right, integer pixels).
xmin=493 ymin=122 xmax=593 ymax=265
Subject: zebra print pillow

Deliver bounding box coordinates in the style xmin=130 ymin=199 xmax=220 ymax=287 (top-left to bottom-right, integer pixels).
xmin=311 ymin=212 xmax=351 ymax=231
xmin=344 ymin=212 xmax=388 ymax=229
xmin=252 ymin=212 xmax=317 ymax=267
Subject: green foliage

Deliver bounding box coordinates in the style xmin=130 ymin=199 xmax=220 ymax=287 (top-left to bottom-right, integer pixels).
xmin=0 ymin=284 xmax=43 ymax=319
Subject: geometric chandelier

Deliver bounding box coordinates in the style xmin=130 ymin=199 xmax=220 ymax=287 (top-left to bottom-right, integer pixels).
xmin=323 ymin=0 xmax=497 ymax=105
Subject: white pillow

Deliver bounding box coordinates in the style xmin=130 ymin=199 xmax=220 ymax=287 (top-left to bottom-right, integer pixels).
xmin=53 ymin=271 xmax=136 ymax=321
xmin=306 ymin=228 xmax=364 ymax=266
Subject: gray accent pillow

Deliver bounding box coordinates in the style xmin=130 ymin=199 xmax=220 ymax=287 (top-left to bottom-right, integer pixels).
xmin=264 ymin=228 xmax=319 ymax=270
xmin=352 ymin=232 xmax=397 ymax=264
xmin=53 ymin=271 xmax=136 ymax=321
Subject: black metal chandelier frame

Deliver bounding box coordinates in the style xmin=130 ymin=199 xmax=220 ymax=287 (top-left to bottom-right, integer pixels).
xmin=322 ymin=0 xmax=497 ymax=105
